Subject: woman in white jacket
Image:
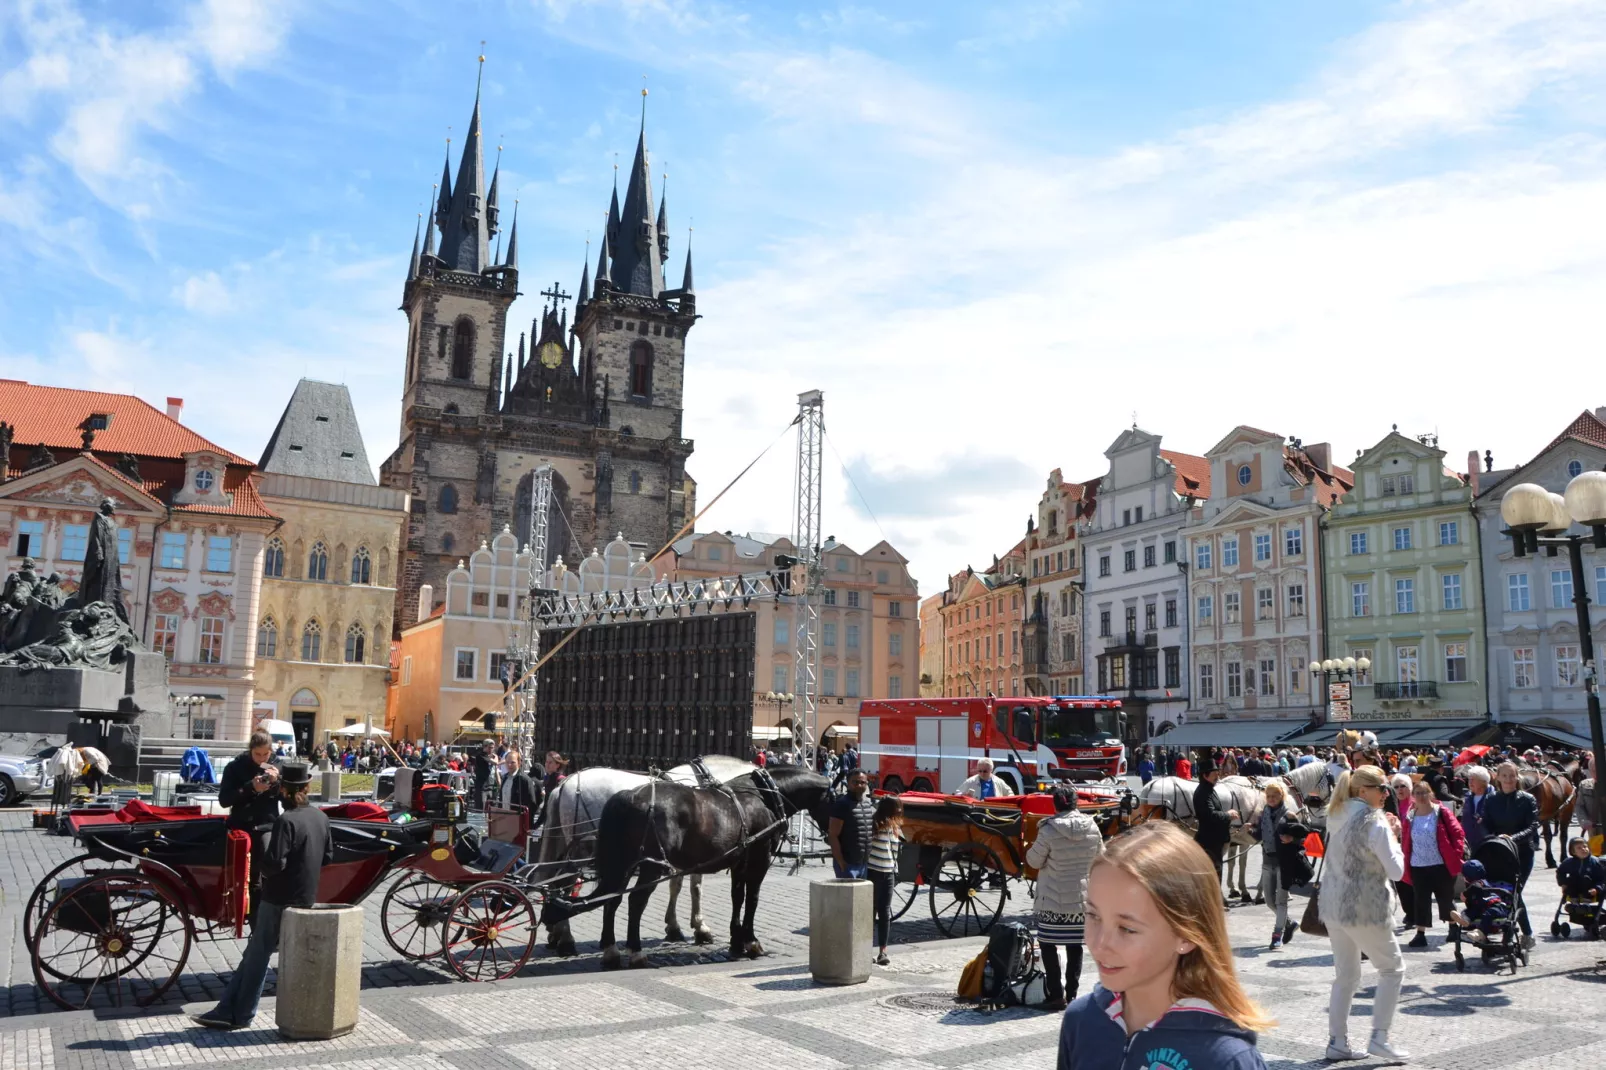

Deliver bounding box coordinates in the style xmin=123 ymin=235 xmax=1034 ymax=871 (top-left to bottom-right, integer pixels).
xmin=1025 ymin=784 xmax=1103 ymax=1010
xmin=1319 ymin=765 xmax=1409 ymax=1062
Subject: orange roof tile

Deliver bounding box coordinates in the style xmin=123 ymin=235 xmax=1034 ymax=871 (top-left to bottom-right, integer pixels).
xmin=172 ymin=476 xmax=279 ymax=520
xmin=1543 ymin=410 xmax=1606 ymax=454
xmin=0 ymin=380 xmax=248 ymax=464
xmin=1160 ymin=449 xmax=1211 ymax=499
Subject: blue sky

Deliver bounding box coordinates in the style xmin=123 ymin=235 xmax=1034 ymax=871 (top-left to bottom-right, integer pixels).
xmin=4 ymin=0 xmax=1606 ymax=598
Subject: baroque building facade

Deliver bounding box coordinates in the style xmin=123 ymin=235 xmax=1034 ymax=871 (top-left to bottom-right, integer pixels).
xmin=1024 ymin=470 xmax=1097 ymax=696
xmin=939 ymin=543 xmax=1027 ymax=699
xmin=381 ymin=83 xmax=696 ymax=639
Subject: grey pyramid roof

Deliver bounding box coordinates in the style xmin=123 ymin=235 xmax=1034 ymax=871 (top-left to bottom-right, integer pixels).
xmin=259 ymin=379 xmax=377 ymax=485
xmin=608 ymin=122 xmax=665 ymax=296
xmin=438 ymin=89 xmax=489 ymax=272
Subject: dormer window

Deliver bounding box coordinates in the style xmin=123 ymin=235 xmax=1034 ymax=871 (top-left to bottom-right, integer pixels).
xmin=315 ymin=415 xmax=330 ymax=423
xmin=88 ymin=413 xmax=110 ymax=431
xmin=194 ymin=469 xmax=215 ymax=492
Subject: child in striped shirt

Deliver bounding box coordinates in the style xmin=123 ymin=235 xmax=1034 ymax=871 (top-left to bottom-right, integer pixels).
xmin=868 ymin=796 xmax=903 ymax=965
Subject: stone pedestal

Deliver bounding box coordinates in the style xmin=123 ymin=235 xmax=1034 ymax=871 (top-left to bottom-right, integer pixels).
xmin=276 ymin=905 xmax=363 ymax=1039
xmin=320 ymin=769 xmax=343 ymax=801
xmin=0 ymin=667 xmax=124 ymax=714
xmin=809 ymin=878 xmax=872 ymax=986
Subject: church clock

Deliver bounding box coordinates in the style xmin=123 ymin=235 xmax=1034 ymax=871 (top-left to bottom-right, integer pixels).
xmin=538 ymin=341 xmax=564 ymax=369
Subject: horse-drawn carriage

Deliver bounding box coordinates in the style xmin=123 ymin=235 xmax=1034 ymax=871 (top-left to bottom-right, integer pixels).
xmin=885 ymin=785 xmax=1133 ymax=938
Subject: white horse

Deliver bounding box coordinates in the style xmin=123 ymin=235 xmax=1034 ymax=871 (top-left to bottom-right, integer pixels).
xmin=538 ymin=756 xmax=759 ymax=956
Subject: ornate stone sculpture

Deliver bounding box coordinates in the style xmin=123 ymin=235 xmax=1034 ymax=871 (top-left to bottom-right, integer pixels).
xmin=0 ymin=601 xmax=139 ymax=671
xmin=73 ymin=498 xmax=130 ymax=623
xmin=0 ymin=420 xmax=13 ymax=482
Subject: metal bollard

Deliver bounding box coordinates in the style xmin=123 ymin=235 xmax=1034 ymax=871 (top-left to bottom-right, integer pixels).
xmin=809 ymin=878 xmax=872 ymax=985
xmin=276 ymin=904 xmax=363 ymax=1039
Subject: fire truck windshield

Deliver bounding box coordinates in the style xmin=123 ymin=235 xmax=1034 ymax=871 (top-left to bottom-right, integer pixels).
xmin=1040 ymin=705 xmax=1121 ymax=748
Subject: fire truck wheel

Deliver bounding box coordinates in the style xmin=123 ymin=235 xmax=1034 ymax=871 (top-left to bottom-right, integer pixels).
xmin=910 ymin=778 xmax=932 ymax=794
xmin=880 ymin=776 xmax=906 ymax=795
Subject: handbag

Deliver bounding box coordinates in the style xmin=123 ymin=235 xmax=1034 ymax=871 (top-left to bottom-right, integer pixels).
xmin=1299 ymin=856 xmax=1327 ymax=937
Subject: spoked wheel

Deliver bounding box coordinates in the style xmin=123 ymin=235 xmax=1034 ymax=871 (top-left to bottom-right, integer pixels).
xmin=381 ymin=875 xmax=457 ymax=960
xmin=32 ymin=873 xmax=192 ymax=1010
xmin=24 ymin=853 xmax=106 ymax=954
xmin=890 ymin=876 xmax=922 ymax=922
xmin=929 ymin=843 xmax=1008 ymax=938
xmin=441 ymin=880 xmax=538 ymax=982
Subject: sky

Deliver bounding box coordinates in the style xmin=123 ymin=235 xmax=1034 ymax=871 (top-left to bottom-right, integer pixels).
xmin=4 ymin=0 xmax=1606 ymax=600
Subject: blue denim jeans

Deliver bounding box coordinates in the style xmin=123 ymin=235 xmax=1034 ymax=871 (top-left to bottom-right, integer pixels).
xmin=208 ymin=900 xmax=284 ymax=1026
xmin=834 ymin=861 xmax=867 ymax=880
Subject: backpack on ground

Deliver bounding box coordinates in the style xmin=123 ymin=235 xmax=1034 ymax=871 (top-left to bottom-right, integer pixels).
xmin=982 ymin=922 xmax=1043 ymax=1007
xmin=956 ymin=946 xmax=988 ymax=999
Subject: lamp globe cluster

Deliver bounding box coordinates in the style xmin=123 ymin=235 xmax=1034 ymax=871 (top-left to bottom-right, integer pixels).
xmin=1501 ymin=472 xmax=1606 ymax=532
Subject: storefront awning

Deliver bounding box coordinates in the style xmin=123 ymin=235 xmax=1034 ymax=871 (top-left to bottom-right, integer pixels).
xmin=825 ymin=725 xmax=859 ymax=736
xmin=1496 ymin=722 xmax=1594 ymax=751
xmin=1280 ymin=718 xmax=1493 ymax=748
xmin=1147 ymin=719 xmax=1312 ymax=748
xmin=751 ymin=726 xmax=793 ymax=741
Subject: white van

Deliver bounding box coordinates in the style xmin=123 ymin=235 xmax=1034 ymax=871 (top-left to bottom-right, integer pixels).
xmin=255 ymin=719 xmax=297 ymax=756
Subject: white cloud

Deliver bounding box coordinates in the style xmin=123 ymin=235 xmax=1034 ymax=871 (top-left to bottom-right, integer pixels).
xmin=176 ymin=271 xmax=233 ymax=313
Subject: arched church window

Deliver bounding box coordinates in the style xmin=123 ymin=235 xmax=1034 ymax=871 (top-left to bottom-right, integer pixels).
xmin=345 ymin=622 xmax=366 ymax=664
xmin=438 ymin=484 xmax=458 ymax=514
xmin=307 ymin=541 xmax=329 ymax=581
xmin=629 ymin=341 xmax=653 ymax=399
xmin=351 ymin=546 xmax=371 ymax=585
xmin=256 ymin=617 xmax=278 ymax=658
xmin=443 ymin=403 xmax=460 ymax=415
xmin=264 ymin=537 xmax=285 ymax=578
xmin=451 ymin=319 xmax=474 ymax=380
xmin=442 ymin=532 xmax=456 ymax=554
xmin=629 ymin=471 xmax=641 ymax=494
xmin=301 ymin=619 xmax=322 ymax=662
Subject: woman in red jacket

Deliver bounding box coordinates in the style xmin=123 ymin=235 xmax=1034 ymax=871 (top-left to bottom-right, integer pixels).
xmin=1399 ymin=778 xmax=1467 ymax=949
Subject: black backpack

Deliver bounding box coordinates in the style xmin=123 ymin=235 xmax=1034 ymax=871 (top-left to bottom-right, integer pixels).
xmin=981 ymin=922 xmax=1041 ymax=1006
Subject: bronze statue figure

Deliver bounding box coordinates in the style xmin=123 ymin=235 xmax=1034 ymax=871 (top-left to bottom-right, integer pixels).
xmin=73 ymin=498 xmax=130 ymax=624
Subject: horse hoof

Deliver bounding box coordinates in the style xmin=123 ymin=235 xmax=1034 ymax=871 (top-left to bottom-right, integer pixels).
xmin=694 ymin=929 xmax=715 ymax=946
xmin=664 ymin=927 xmax=686 ymax=943
xmin=555 ymin=939 xmax=578 ymax=957
xmin=629 ymin=952 xmax=654 ymax=969
xmin=745 ymin=941 xmax=765 ymax=959
xmin=601 ymin=946 xmax=622 ymax=970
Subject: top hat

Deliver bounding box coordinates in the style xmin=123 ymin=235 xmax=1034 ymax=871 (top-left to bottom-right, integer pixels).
xmin=1196 ymin=756 xmax=1218 ymax=777
xmin=279 ymin=760 xmax=313 ymax=787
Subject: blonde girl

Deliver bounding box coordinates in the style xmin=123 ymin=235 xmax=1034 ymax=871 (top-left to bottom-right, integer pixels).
xmin=1057 ymin=822 xmax=1270 ymax=1070
xmin=866 ymin=796 xmax=902 ymax=966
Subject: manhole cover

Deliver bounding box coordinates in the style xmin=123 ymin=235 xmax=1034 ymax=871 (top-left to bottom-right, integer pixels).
xmin=883 ymin=992 xmax=961 ymax=1013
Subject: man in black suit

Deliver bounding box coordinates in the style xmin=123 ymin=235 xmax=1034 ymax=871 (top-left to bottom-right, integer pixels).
xmin=1192 ymin=758 xmax=1238 ymax=900
xmin=496 ymin=748 xmax=541 ymax=819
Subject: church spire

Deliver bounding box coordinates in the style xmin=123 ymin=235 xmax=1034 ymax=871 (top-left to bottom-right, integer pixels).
xmin=594 ymin=228 xmax=612 ymax=295
xmin=486 ymin=143 xmax=502 ymax=238
xmin=422 ymin=191 xmax=437 ymax=259
xmin=607 ymin=164 xmax=621 ymax=250
xmin=503 ymin=201 xmax=519 ymax=269
xmin=680 ymin=232 xmax=695 ymax=295
xmin=435 ymin=145 xmax=452 ymax=231
xmin=438 ymin=64 xmax=491 ymax=273
xmin=575 ymin=244 xmax=591 ymax=318
xmin=407 ymin=214 xmax=421 ymax=281
xmin=608 ymin=90 xmax=665 ymax=297
xmin=656 ymin=175 xmax=670 ymax=264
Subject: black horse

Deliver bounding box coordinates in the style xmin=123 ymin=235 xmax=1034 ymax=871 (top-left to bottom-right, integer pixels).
xmin=593 ymin=765 xmax=832 ymax=968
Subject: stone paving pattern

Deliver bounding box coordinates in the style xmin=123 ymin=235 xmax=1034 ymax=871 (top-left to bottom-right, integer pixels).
xmin=3 ymin=808 xmax=1605 ymax=1069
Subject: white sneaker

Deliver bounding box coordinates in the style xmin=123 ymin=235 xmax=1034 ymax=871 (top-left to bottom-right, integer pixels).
xmin=1521 ymin=934 xmax=1536 ymax=950
xmin=1368 ymin=1033 xmax=1411 ymax=1061
xmin=1325 ymin=1038 xmax=1361 ymax=1061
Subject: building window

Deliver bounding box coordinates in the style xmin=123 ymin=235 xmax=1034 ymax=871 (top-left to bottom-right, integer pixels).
xmin=441 ymin=533 xmax=455 ymax=554
xmin=191 ymin=718 xmax=217 ymax=741
xmin=1508 ymin=574 xmax=1531 ymax=612
xmin=1164 ymin=599 xmax=1177 ymax=628
xmin=1143 ymin=545 xmax=1156 ymax=568
xmin=1352 ymin=581 xmax=1370 ymax=617
xmin=846 ymin=668 xmax=861 ymax=697
xmin=1349 ymin=531 xmax=1368 ymax=555
xmin=351 ymin=547 xmax=372 ymax=585
xmin=1195 ymin=543 xmax=1212 ymax=570
xmin=1124 ymin=607 xmax=1137 ymax=636
xmin=14 ymin=519 xmax=44 ymax=557
xmin=153 ymin=614 xmax=179 ymax=659
xmin=1256 ymin=587 xmax=1274 ymax=619
xmin=256 ymin=617 xmax=277 ymax=658
xmin=1123 ymin=509 xmax=1131 ymax=526
xmin=160 ymin=532 xmax=189 ymax=568
xmin=488 ymin=651 xmax=506 ymax=684
xmin=301 ymin=619 xmax=322 ymax=662
xmin=401 ymin=656 xmax=413 ymax=685
xmin=1062 ymin=633 xmax=1076 ymax=661
xmin=1164 ymin=648 xmax=1180 ymax=688
xmin=835 ymin=557 xmax=850 ymax=573
xmin=889 ymin=631 xmax=903 ymax=656
xmin=1163 ymin=541 xmax=1175 ymax=564
xmin=888 ymin=675 xmax=902 ymax=698
xmin=1382 ymin=476 xmax=1396 ymax=497
xmin=1144 ymin=602 xmax=1157 ymax=631
xmin=629 ymin=341 xmax=653 ymax=398
xmin=1551 ymin=568 xmax=1574 ymax=609
xmin=822 ymin=667 xmax=837 ymax=695
xmin=822 ymin=621 xmax=837 ymax=648
xmin=629 ymin=471 xmax=641 ymax=494
xmin=1224 ymin=591 xmax=1241 ymax=623
xmin=1221 ymin=539 xmax=1238 ymax=568
xmin=198 ymin=616 xmax=224 ymax=664
xmin=847 ymin=590 xmax=861 ymax=608
xmin=1109 ymin=656 xmax=1126 ymax=688
xmin=455 ymin=648 xmax=476 ymax=681
xmin=1237 ymin=464 xmax=1252 ymax=486
xmin=345 ymin=623 xmax=366 ymax=664
xmin=847 ymin=623 xmax=860 ymax=650
xmin=1347 ymin=648 xmax=1371 ymax=685
xmin=877 ymin=569 xmax=890 ymax=584
xmin=1394 ymin=645 xmax=1420 ymax=685
xmin=451 ymin=319 xmax=474 ymax=379
xmin=1569 ymin=459 xmax=1585 ymax=478
xmin=205 ymin=536 xmax=232 ymax=573
xmin=1442 ymin=573 xmax=1463 ymax=611
xmin=1290 ymin=664 xmax=1305 ymax=692
xmin=1099 ymin=609 xmax=1111 ymax=637
xmin=774 ymin=614 xmax=790 ymax=646
xmin=822 ymin=588 xmax=836 ymax=605
xmin=1445 ymin=642 xmax=1468 ymax=683
xmin=307 ymin=541 xmax=329 ymax=581
xmin=1225 ymin=661 xmax=1242 ymax=698
xmin=1197 ymin=595 xmax=1213 ymax=622
xmin=1285 ymin=526 xmax=1303 ymax=557
xmin=265 ymin=537 xmax=285 ymax=578
xmin=889 ymin=601 xmax=903 ymax=617
xmin=1098 ymin=554 xmax=1111 ymax=577
xmin=1398 ymin=473 xmax=1414 ymax=494
xmin=438 ymin=484 xmax=458 ymax=514
xmin=1557 ymin=644 xmax=1582 ymax=686
xmin=1287 ymin=584 xmax=1305 ymax=617
xmin=1254 ymin=533 xmax=1271 ymax=562
xmin=61 ymin=524 xmax=89 ymax=561
xmin=1439 ymin=520 xmax=1459 ymax=546
xmin=1394 ymin=578 xmax=1415 ymax=614
xmin=1258 ymin=659 xmax=1277 ymax=696
xmin=1512 ymin=647 xmax=1536 ymax=688
xmin=1198 ymin=663 xmax=1214 ymax=699
xmin=1393 ymin=526 xmax=1412 ymax=551
xmin=1123 ymin=549 xmax=1136 ymax=572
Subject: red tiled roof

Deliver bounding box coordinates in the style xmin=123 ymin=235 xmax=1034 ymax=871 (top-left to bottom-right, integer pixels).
xmin=0 ymin=380 xmax=248 ymax=464
xmin=1160 ymin=449 xmax=1211 ymax=499
xmin=1543 ymin=410 xmax=1606 ymax=454
xmin=172 ymin=476 xmax=278 ymax=520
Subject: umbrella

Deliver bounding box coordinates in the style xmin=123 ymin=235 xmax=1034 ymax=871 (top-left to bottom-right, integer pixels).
xmin=1452 ymin=744 xmax=1491 ymax=767
xmin=331 ymin=723 xmax=388 ymax=737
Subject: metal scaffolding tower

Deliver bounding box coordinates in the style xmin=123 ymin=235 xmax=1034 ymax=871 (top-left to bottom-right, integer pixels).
xmin=512 ymin=465 xmax=554 ymax=763
xmin=791 ymin=389 xmax=825 ymax=764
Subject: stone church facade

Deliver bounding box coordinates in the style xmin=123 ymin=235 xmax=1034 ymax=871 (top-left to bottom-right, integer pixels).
xmin=380 ymin=84 xmax=697 ymax=637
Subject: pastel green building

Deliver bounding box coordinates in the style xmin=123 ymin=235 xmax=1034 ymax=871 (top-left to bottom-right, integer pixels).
xmin=1321 ymin=431 xmax=1485 ymax=723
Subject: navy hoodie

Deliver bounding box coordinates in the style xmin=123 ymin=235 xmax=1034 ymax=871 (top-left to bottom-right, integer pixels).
xmin=1058 ymin=987 xmax=1267 ymax=1070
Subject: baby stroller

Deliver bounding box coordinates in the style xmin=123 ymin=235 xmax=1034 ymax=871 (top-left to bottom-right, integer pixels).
xmin=1551 ymin=876 xmax=1603 ymax=941
xmin=1451 ymin=836 xmax=1527 ymax=974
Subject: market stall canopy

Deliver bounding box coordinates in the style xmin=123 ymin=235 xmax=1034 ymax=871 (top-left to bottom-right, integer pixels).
xmin=331 ymin=723 xmax=390 ymax=737
xmin=1147 ymin=719 xmax=1311 ymax=749
xmin=751 ymin=727 xmax=792 ymax=741
xmin=1280 ymin=718 xmax=1492 ymax=749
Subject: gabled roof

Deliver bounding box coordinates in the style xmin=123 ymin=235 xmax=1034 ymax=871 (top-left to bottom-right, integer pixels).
xmin=259 ymin=380 xmax=376 ymax=485
xmin=1543 ymin=410 xmax=1606 ymax=454
xmin=0 ymin=379 xmax=247 ymax=463
xmin=1160 ymin=449 xmax=1211 ymax=498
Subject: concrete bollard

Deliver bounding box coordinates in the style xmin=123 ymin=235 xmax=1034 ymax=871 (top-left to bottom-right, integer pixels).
xmin=276 ymin=904 xmax=363 ymax=1039
xmin=320 ymin=769 xmax=343 ymax=803
xmin=809 ymin=878 xmax=872 ymax=985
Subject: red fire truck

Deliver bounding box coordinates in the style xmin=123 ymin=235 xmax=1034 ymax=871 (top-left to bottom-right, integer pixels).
xmin=857 ymin=695 xmax=1127 ymax=795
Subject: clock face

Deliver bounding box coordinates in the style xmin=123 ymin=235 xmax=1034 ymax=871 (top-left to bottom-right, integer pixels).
xmin=538 ymin=341 xmax=564 ymax=369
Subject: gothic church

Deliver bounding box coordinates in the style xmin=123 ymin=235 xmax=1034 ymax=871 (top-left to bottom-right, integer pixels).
xmin=380 ymin=81 xmax=697 ymax=636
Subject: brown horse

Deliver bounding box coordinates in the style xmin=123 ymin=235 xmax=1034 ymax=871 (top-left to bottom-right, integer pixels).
xmin=1520 ymin=763 xmax=1578 ymax=868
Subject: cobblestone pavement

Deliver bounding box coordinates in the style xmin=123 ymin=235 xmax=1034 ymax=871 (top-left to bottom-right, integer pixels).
xmin=4 ymin=808 xmax=1605 ymax=1070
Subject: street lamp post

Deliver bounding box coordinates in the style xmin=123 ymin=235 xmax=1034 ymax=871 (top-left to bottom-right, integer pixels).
xmin=763 ymin=690 xmax=795 ymax=753
xmin=1309 ymin=656 xmax=1371 ymax=726
xmin=1500 ymin=475 xmax=1606 ymax=833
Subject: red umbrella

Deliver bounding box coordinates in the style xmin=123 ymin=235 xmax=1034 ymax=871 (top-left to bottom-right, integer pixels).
xmin=1453 ymin=744 xmax=1491 ymax=767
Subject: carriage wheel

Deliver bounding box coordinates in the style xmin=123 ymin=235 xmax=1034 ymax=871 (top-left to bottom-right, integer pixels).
xmin=24 ymin=853 xmax=104 ymax=954
xmin=929 ymin=844 xmax=1008 ymax=938
xmin=31 ymin=873 xmax=192 ymax=1011
xmin=889 ymin=875 xmax=922 ymax=922
xmin=441 ymin=880 xmax=537 ymax=983
xmin=381 ymin=875 xmax=457 ymax=960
